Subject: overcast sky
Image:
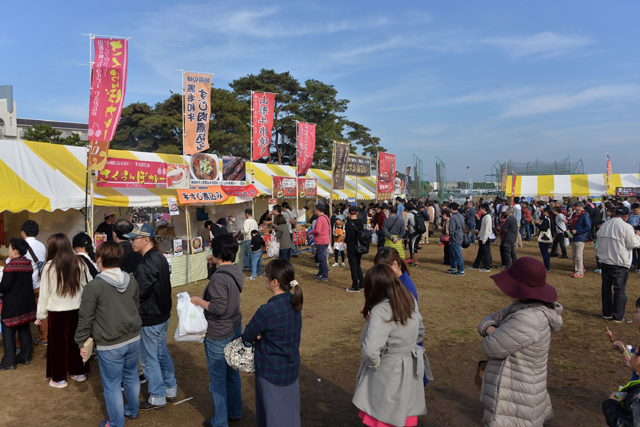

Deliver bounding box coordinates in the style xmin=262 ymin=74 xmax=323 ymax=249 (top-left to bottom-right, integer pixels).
xmin=2 ymin=0 xmax=639 ymax=180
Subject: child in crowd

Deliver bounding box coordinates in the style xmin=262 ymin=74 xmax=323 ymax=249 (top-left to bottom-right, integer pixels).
xmin=333 ymin=219 xmax=346 ymax=267
xmin=249 ymin=230 xmax=265 ymax=280
xmin=604 ymin=297 xmax=640 ymax=426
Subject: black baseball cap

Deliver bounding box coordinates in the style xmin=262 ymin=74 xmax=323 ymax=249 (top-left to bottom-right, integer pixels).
xmin=348 ymin=206 xmax=358 ymax=214
xmin=616 ymin=206 xmax=630 ymax=216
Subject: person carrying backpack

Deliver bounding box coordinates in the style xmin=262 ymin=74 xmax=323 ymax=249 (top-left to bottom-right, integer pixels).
xmin=405 ymin=202 xmax=425 ymax=267
xmin=21 ymin=220 xmax=47 ymax=346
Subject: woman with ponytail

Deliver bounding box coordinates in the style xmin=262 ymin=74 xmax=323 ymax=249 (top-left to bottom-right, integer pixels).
xmin=243 ymin=259 xmax=303 ymax=427
xmin=353 ymin=264 xmax=432 ymax=427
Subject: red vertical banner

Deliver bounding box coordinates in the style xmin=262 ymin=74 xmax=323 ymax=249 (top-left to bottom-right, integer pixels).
xmin=296 ymin=122 xmax=316 ymax=176
xmin=605 ymin=154 xmax=612 ymax=193
xmin=510 ymin=173 xmax=518 ymax=206
xmin=252 ymin=92 xmax=276 ymax=161
xmin=377 ymin=153 xmax=396 ymax=196
xmin=88 ymin=37 xmax=128 ymax=171
xmin=183 ymin=73 xmax=212 ymax=155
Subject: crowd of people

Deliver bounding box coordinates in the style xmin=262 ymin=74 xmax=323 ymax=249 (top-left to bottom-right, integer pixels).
xmin=2 ymin=193 xmax=640 ymax=426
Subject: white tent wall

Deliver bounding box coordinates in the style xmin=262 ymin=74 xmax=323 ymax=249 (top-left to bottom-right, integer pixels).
xmin=4 ymin=209 xmax=86 ymax=244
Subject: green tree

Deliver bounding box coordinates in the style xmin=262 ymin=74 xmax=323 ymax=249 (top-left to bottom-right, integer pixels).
xmin=22 ymin=123 xmax=85 ymax=146
xmin=208 ymin=87 xmax=250 ymax=158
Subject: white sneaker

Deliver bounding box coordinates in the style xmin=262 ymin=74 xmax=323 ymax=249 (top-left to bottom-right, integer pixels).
xmin=70 ymin=375 xmax=86 ymax=382
xmin=247 ymin=276 xmax=256 ymax=280
xmin=333 ymin=263 xmax=339 ymax=267
xmin=341 ymin=262 xmax=345 ymax=266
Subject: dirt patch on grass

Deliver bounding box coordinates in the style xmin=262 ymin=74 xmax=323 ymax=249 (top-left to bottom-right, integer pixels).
xmin=1 ymin=241 xmax=636 ymax=426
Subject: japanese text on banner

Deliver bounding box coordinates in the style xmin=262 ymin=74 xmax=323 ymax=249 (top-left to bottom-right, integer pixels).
xmin=377 ymin=152 xmax=396 ymax=196
xmin=252 ymin=92 xmax=276 ymax=161
xmin=297 ymin=122 xmax=316 ymax=176
xmin=332 ymin=143 xmax=349 ymax=191
xmin=96 ymin=157 xmax=167 ymax=188
xmin=184 ymin=73 xmax=212 ymax=155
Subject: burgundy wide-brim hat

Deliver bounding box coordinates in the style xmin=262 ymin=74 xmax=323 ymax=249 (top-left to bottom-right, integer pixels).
xmin=490 ymin=257 xmax=557 ymax=303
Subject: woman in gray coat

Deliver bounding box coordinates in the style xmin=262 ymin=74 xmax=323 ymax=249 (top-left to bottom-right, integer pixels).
xmin=477 ymin=257 xmax=563 ymax=427
xmin=353 ymin=264 xmax=432 ymax=427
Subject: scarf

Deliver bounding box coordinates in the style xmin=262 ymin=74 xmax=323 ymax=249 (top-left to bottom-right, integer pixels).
xmin=3 ymin=256 xmax=33 ymax=274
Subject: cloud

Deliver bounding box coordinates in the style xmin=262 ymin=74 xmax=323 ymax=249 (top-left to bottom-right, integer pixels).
xmin=480 ymin=31 xmax=593 ymax=59
xmin=501 ymin=84 xmax=640 ymax=117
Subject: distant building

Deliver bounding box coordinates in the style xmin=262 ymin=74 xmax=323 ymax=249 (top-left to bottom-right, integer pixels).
xmin=0 ymin=85 xmax=88 ymax=141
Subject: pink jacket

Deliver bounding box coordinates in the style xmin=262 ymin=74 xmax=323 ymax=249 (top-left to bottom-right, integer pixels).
xmin=311 ymin=214 xmax=331 ymax=245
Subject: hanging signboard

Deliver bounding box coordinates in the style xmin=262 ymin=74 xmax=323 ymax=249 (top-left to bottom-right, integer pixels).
xmin=190 ymin=153 xmax=222 ymax=185
xmin=97 ymin=158 xmax=167 ymax=188
xmin=183 ymin=73 xmax=211 ymax=155
xmin=332 ymin=142 xmax=349 ymax=190
xmin=297 ymin=122 xmax=316 ymax=176
xmin=177 ymin=186 xmax=229 ymax=204
xmin=298 ymin=178 xmax=317 ymax=197
xmin=167 ymin=197 xmax=180 ymax=215
xmin=252 ymin=92 xmax=276 ymax=161
xmin=616 ymin=187 xmax=640 ymax=197
xmin=221 ymin=184 xmax=259 ymax=197
xmin=377 ymin=153 xmax=395 ymax=196
xmin=191 ymin=237 xmax=204 ymax=253
xmin=346 ymin=154 xmax=371 ymax=177
xmin=268 ymin=198 xmax=277 ymax=212
xmin=273 ymin=176 xmax=297 ymax=198
xmin=173 ymin=239 xmax=183 ymax=256
xmin=166 ymin=164 xmax=190 ymax=189
xmin=222 ymin=156 xmax=247 ymax=183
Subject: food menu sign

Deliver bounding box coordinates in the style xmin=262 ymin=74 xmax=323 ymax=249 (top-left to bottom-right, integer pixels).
xmin=616 ymin=187 xmax=640 ymax=197
xmin=97 ymin=158 xmax=167 ymax=188
xmin=377 ymin=153 xmax=395 ymax=195
xmin=299 ymin=178 xmax=317 ymax=197
xmin=346 ymin=154 xmax=371 ymax=177
xmin=190 ymin=153 xmax=222 ymax=185
xmin=273 ymin=176 xmax=298 ymax=198
xmin=222 ymin=156 xmax=247 ymax=184
xmin=183 ymin=73 xmax=211 ymax=155
xmin=166 ymin=164 xmax=190 ymax=189
xmin=177 ymin=186 xmax=230 ymax=204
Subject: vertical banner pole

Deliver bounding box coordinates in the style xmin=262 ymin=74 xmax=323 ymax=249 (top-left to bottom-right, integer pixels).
xmin=250 ymin=91 xmax=255 ymax=216
xmin=185 ymin=207 xmax=190 ymax=286
xmin=356 ymin=176 xmax=359 ymax=204
xmin=181 ymin=70 xmax=185 ymax=155
xmin=375 ymin=153 xmax=379 ymax=204
xmin=85 ymin=33 xmax=92 ymax=234
xmin=88 ymin=34 xmax=95 ymax=237
xmin=330 ymin=142 xmax=335 ymax=217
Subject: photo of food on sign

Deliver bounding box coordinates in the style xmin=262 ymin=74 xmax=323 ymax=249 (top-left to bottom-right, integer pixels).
xmin=190 ymin=153 xmax=221 ymax=181
xmin=191 ymin=236 xmax=204 ymax=253
xmin=222 ymin=156 xmax=247 ymax=182
xmin=166 ymin=164 xmax=190 ymax=189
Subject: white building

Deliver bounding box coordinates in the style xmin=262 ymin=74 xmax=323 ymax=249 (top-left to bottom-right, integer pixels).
xmin=0 ymin=85 xmax=88 ymax=141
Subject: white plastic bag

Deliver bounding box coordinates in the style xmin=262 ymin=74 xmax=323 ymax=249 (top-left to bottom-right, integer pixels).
xmin=371 ymin=232 xmax=379 ymax=244
xmin=175 ymin=292 xmax=207 ymax=342
xmin=267 ymin=231 xmax=280 ymax=258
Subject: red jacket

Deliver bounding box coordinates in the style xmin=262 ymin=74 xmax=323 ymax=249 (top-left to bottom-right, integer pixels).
xmin=311 ymin=214 xmax=331 ymax=245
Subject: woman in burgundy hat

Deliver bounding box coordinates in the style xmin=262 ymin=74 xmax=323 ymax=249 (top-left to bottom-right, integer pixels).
xmin=477 ymin=257 xmax=563 ymax=427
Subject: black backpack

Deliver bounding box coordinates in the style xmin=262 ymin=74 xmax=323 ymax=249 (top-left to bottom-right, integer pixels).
xmin=356 ymin=229 xmax=373 ymax=254
xmin=414 ymin=214 xmax=427 ymax=234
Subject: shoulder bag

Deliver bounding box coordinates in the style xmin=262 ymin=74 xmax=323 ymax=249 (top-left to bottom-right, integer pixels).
xmin=224 ymin=336 xmax=255 ymax=373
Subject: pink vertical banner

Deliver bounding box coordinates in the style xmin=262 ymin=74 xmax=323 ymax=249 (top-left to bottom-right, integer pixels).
xmin=252 ymin=92 xmax=276 ymax=161
xmin=296 ymin=122 xmax=316 ymax=176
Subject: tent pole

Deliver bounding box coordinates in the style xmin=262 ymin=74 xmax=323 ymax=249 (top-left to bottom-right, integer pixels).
xmin=185 ymin=207 xmax=190 ymax=286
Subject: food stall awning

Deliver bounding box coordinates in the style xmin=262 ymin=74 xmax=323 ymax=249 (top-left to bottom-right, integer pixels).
xmin=505 ymin=173 xmax=640 ymax=197
xmin=0 ymin=139 xmax=244 ymax=213
xmin=250 ymin=162 xmax=377 ymax=200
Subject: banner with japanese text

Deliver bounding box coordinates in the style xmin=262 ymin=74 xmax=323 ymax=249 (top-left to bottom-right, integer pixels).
xmin=88 ymin=140 xmax=110 ymax=171
xmin=298 ymin=178 xmax=317 ymax=197
xmin=511 ymin=173 xmax=518 ymax=206
xmin=177 ymin=186 xmax=229 ymax=204
xmin=332 ymin=142 xmax=349 ymax=191
xmin=346 ymin=154 xmax=371 ymax=177
xmin=296 ymin=122 xmax=316 ymax=176
xmin=252 ymin=92 xmax=276 ymax=160
xmin=89 ymin=38 xmax=128 ymax=143
xmin=183 ymin=73 xmax=212 ymax=155
xmin=377 ymin=153 xmax=395 ymax=195
xmin=97 ymin=158 xmax=167 ymax=188
xmin=272 ymin=176 xmax=298 ymax=198
xmin=221 ymin=185 xmax=259 ymax=197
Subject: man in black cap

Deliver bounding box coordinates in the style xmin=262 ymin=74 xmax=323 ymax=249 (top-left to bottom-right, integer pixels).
xmin=344 ymin=205 xmax=365 ymax=292
xmin=597 ymin=206 xmax=640 ymax=323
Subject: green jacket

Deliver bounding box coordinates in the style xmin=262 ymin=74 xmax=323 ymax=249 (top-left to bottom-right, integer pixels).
xmin=75 ymin=270 xmax=142 ymax=349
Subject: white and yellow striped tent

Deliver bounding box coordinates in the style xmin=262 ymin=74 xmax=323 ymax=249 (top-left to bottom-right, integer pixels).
xmin=506 ymin=173 xmax=640 ymax=198
xmin=250 ymin=162 xmax=377 ymax=200
xmin=0 ymin=139 xmax=246 ymax=213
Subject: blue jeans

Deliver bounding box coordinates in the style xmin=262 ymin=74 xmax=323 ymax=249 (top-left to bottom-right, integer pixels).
xmin=316 ymin=244 xmax=329 ymax=278
xmin=290 ymin=232 xmax=298 ymax=255
xmin=279 ymin=248 xmax=292 ymax=261
xmin=251 ymin=250 xmax=263 ymax=277
xmin=243 ymin=241 xmax=251 ymax=269
xmin=98 ymin=340 xmax=141 ymax=427
xmin=140 ymin=319 xmax=177 ymax=405
xmin=449 ymin=242 xmax=464 ymax=273
xmin=205 ymin=324 xmax=243 ymax=427
xmin=539 ymin=242 xmax=550 ymax=270
xmin=519 ymin=224 xmax=530 ymax=241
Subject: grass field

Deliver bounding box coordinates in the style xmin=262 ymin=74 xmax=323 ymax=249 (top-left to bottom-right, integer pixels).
xmin=1 ymin=239 xmax=637 ymax=426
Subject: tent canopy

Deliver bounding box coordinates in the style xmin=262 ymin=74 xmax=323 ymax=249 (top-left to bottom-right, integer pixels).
xmin=506 ymin=173 xmax=640 ymax=197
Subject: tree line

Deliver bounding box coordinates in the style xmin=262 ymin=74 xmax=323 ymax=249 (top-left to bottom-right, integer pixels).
xmin=24 ymin=69 xmax=385 ymax=170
